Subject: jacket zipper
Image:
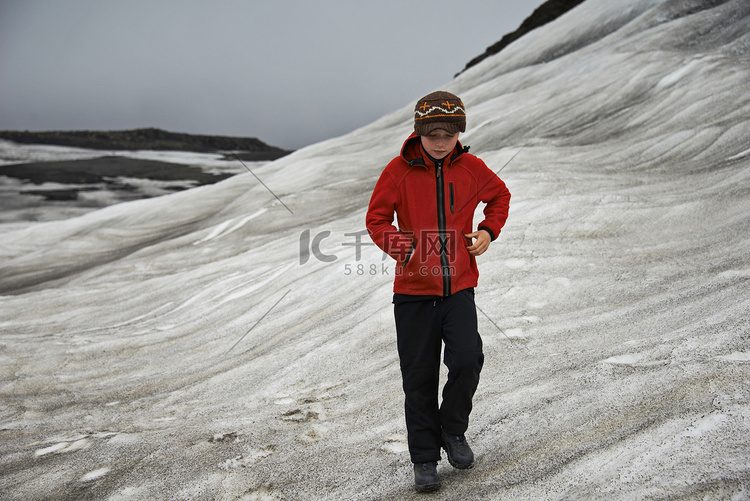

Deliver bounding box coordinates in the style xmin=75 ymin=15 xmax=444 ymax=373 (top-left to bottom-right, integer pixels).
xmin=449 ymin=183 xmax=455 ymax=214
xmin=435 ymin=160 xmax=451 ymax=297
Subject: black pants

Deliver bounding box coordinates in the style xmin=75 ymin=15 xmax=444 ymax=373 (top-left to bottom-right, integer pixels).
xmin=393 ymin=288 xmax=484 ymax=463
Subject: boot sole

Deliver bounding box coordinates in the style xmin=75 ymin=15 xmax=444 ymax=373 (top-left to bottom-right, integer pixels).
xmin=415 ymin=481 xmax=441 ymax=493
xmin=446 ymin=457 xmax=474 ymax=469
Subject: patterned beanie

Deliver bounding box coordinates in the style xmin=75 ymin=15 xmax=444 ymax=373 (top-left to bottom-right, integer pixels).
xmin=414 ymin=91 xmax=466 ymax=136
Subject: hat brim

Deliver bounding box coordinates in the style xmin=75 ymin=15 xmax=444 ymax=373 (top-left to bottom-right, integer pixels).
xmin=414 ymin=121 xmax=463 ymax=136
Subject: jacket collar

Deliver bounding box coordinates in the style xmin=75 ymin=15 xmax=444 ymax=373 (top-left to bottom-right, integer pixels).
xmin=400 ymin=132 xmax=469 ymax=169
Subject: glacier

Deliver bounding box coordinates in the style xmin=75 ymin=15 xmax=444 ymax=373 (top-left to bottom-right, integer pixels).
xmin=1 ymin=0 xmax=749 ymax=499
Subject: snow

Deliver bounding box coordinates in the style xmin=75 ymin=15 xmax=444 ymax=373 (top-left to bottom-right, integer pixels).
xmin=1 ymin=0 xmax=750 ymax=499
xmin=80 ymin=467 xmax=111 ymax=483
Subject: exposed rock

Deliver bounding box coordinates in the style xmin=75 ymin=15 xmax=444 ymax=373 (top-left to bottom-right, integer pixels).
xmin=0 ymin=127 xmax=291 ymax=159
xmin=458 ymin=0 xmax=587 ymax=75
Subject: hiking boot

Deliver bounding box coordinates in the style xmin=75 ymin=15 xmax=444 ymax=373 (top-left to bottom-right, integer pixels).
xmin=441 ymin=433 xmax=474 ymax=469
xmin=413 ymin=462 xmax=441 ymax=492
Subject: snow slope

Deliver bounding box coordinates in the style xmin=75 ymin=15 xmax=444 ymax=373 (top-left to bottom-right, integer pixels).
xmin=2 ymin=0 xmax=749 ymax=499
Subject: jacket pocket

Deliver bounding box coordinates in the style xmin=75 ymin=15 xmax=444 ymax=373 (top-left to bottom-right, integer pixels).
xmin=449 ymin=183 xmax=455 ymax=215
xmin=403 ymin=239 xmax=416 ymax=265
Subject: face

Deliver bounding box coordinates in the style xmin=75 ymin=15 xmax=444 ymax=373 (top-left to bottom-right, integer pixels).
xmin=420 ymin=129 xmax=459 ymax=160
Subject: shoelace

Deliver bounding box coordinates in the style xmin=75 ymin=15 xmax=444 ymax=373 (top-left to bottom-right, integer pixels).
xmin=448 ymin=435 xmax=466 ymax=446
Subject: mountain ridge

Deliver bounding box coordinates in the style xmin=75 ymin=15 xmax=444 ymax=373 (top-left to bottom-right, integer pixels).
xmin=458 ymin=0 xmax=587 ymax=75
xmin=0 ymin=127 xmax=291 ymax=159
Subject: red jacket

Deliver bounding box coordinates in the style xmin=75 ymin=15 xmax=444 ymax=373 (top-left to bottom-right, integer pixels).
xmin=366 ymin=133 xmax=511 ymax=296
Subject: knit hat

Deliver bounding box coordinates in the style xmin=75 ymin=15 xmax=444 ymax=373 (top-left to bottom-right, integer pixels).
xmin=414 ymin=91 xmax=466 ymax=136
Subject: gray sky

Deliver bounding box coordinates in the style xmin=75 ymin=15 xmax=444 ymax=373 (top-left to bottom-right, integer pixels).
xmin=0 ymin=0 xmax=538 ymax=149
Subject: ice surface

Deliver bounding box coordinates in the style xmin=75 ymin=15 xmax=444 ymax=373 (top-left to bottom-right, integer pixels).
xmin=1 ymin=0 xmax=749 ymax=499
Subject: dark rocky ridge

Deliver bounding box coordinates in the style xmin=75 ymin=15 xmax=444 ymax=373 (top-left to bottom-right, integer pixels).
xmin=0 ymin=127 xmax=291 ymax=160
xmin=0 ymin=129 xmax=288 ymax=215
xmin=458 ymin=0 xmax=587 ymax=75
xmin=0 ymin=156 xmax=232 ymax=186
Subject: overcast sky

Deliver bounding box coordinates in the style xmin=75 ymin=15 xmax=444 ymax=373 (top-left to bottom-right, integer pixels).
xmin=0 ymin=1 xmax=538 ymax=149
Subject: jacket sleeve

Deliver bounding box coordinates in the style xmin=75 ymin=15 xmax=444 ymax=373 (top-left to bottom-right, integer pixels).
xmin=475 ymin=160 xmax=511 ymax=241
xmin=366 ymin=168 xmax=415 ymax=262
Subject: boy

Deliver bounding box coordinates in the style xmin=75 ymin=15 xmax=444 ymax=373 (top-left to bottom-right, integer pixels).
xmin=366 ymin=90 xmax=511 ymax=492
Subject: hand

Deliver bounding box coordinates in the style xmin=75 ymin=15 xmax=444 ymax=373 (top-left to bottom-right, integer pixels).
xmin=465 ymin=229 xmax=491 ymax=256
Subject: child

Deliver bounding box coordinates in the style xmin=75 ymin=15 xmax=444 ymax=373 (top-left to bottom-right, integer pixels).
xmin=366 ymin=90 xmax=511 ymax=493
